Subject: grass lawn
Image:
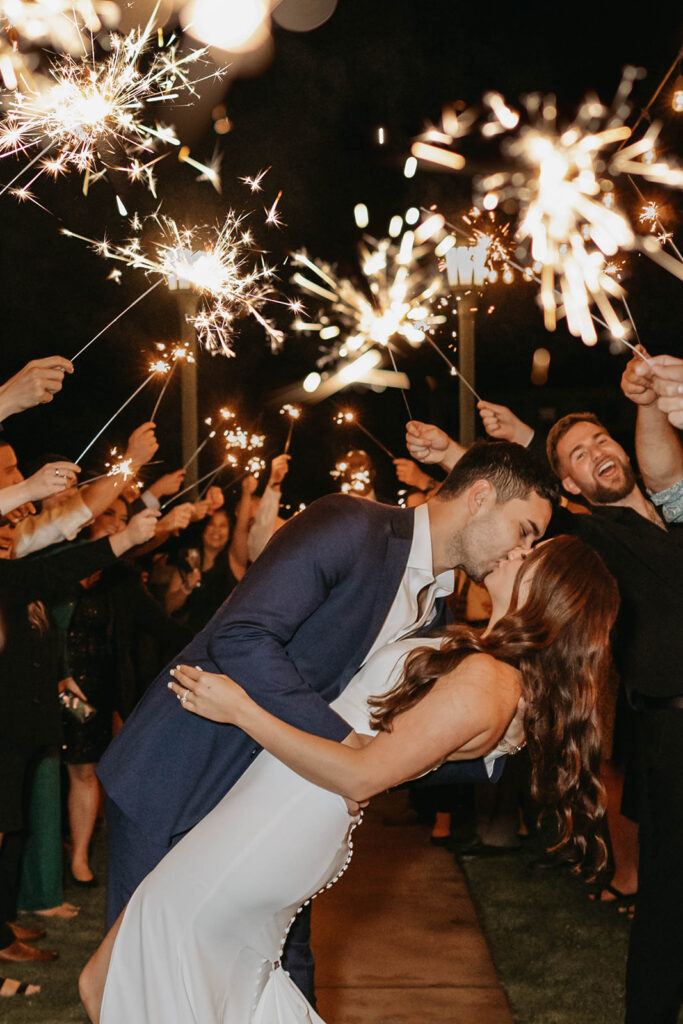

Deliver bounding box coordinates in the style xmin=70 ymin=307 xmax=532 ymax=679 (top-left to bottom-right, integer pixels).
xmin=461 ymin=836 xmax=683 ymax=1024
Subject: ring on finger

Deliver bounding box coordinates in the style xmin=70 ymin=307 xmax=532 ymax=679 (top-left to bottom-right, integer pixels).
xmin=180 ymin=689 xmax=189 ymax=706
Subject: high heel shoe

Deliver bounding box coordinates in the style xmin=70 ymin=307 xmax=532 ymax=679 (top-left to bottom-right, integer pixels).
xmin=68 ymin=868 xmax=98 ymax=889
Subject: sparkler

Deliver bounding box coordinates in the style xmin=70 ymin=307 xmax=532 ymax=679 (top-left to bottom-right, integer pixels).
xmin=292 ymin=234 xmax=447 ymax=354
xmin=181 ymin=420 xmax=216 ymax=472
xmin=280 ymin=403 xmax=300 ymax=453
xmin=330 ymin=454 xmax=375 ymax=496
xmin=149 ymin=344 xmax=188 ymax=420
xmin=62 ymin=209 xmax=287 ymax=356
xmin=75 ymin=359 xmax=165 ymax=465
xmin=0 ymin=7 xmax=222 ymax=201
xmin=333 ymin=410 xmax=396 ymax=460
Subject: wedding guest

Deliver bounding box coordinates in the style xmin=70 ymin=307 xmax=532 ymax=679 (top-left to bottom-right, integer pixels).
xmin=55 ymin=499 xmax=188 ymax=886
xmin=247 ymin=454 xmax=289 ymax=562
xmin=0 ymin=508 xmax=158 ymax=973
xmin=5 ymin=422 xmax=158 ymax=558
xmin=164 ymin=482 xmax=251 ymax=632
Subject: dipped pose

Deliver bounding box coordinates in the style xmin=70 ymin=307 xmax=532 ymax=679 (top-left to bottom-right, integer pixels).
xmin=82 ymin=535 xmax=618 ymax=1024
xmin=96 ymin=440 xmax=554 ymax=996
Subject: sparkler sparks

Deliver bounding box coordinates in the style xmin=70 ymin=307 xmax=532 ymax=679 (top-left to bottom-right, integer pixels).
xmin=241 ymin=167 xmax=270 ymax=192
xmin=291 ymin=219 xmax=448 ymax=367
xmin=0 ymin=8 xmax=222 ymax=201
xmin=475 ymin=76 xmax=646 ymax=344
xmin=62 ymin=209 xmax=287 ymax=356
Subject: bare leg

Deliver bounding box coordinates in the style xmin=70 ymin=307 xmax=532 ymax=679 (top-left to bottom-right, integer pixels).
xmin=67 ymin=764 xmax=100 ymax=882
xmin=602 ymin=762 xmax=639 ymax=897
xmin=79 ymin=909 xmax=125 ymax=1024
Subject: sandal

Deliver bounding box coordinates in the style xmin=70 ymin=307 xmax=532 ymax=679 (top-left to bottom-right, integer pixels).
xmin=0 ymin=976 xmax=41 ymax=997
xmin=588 ymin=882 xmax=637 ymax=911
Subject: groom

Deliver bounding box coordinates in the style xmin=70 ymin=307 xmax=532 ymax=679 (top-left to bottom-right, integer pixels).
xmin=98 ymin=438 xmax=554 ymax=998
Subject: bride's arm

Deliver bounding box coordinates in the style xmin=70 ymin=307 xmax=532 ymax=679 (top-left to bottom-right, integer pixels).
xmin=169 ymin=657 xmax=519 ymax=802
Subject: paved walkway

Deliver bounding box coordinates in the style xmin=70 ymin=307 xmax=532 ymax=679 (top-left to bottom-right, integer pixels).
xmin=313 ymin=792 xmax=514 ymax=1024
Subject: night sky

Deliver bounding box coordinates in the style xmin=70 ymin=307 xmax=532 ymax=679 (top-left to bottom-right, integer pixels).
xmin=2 ymin=1 xmax=681 ymax=507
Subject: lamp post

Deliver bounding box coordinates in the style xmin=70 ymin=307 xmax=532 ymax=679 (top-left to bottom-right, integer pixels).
xmin=445 ymin=244 xmax=487 ymax=446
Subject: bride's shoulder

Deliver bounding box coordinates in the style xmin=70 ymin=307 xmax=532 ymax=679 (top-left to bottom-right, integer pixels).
xmin=441 ymin=652 xmax=520 ymax=700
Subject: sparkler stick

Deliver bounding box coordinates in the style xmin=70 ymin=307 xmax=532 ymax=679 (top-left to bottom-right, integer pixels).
xmin=333 ymin=411 xmax=396 ymax=460
xmin=150 ymin=360 xmax=177 ymax=421
xmin=71 ymin=278 xmax=164 ymax=361
xmin=423 ymin=335 xmax=483 ymax=401
xmin=0 ymin=143 xmax=52 ymax=197
xmin=160 ymin=462 xmax=232 ymax=509
xmin=280 ymin=404 xmax=301 ymax=453
xmin=75 ymin=370 xmax=156 ymax=465
xmin=181 ymin=430 xmax=216 ymax=472
xmin=385 ymin=345 xmax=415 ymax=420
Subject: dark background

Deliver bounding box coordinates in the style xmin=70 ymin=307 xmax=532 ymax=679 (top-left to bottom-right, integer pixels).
xmin=2 ymin=1 xmax=681 ymax=508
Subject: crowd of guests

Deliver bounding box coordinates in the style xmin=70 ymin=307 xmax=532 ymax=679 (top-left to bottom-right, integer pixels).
xmin=0 ymin=345 xmax=681 ymax=1024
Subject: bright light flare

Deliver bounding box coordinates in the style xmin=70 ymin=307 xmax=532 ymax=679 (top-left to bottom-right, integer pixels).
xmin=0 ymin=9 xmax=222 ymax=200
xmin=62 ymin=208 xmax=286 ymax=356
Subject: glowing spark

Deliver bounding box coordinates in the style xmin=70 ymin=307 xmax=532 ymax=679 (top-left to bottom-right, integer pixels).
xmin=639 ymin=201 xmax=660 ymax=227
xmin=105 ymin=454 xmax=135 ymax=481
xmin=245 ymin=455 xmax=266 ymax=477
xmin=240 ymin=167 xmax=270 ymax=192
xmin=0 ymin=8 xmax=223 ymax=200
xmin=264 ymin=190 xmax=284 ymax=228
xmin=62 ymin=209 xmax=287 ymax=356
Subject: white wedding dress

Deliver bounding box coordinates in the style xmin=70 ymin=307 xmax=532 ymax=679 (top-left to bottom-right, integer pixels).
xmin=100 ymin=636 xmax=440 ymax=1024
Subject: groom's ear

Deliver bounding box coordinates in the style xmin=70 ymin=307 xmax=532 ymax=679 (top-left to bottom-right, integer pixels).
xmin=466 ymin=479 xmax=493 ymax=516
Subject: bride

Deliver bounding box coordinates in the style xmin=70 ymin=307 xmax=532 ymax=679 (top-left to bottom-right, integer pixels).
xmin=81 ymin=534 xmax=618 ymax=1023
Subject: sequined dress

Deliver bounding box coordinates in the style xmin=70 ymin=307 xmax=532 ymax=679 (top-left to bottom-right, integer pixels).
xmin=100 ymin=637 xmax=439 ymax=1024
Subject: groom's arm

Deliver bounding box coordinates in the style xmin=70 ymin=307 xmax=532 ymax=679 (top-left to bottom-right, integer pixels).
xmin=206 ymin=495 xmax=370 ymax=743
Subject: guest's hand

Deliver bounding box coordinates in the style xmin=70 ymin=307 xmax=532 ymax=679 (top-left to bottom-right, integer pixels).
xmin=636 ymin=354 xmax=683 ymax=429
xmin=125 ymin=422 xmax=158 ymax=470
xmin=148 ymin=469 xmax=185 ymax=499
xmin=24 ymin=461 xmax=80 ymax=503
xmin=621 ymin=347 xmax=656 ymax=407
xmin=267 ymin=454 xmax=290 ymax=489
xmin=405 ymin=420 xmax=463 ymax=470
xmin=0 ymin=356 xmax=73 ymax=420
xmin=393 ymin=457 xmax=433 ymax=491
xmin=158 ymin=502 xmax=194 ymax=534
xmin=168 ymin=664 xmax=245 ymax=724
xmin=111 ymin=509 xmax=159 ymax=556
xmin=58 ymin=676 xmax=88 ymax=702
xmin=241 ymin=474 xmax=259 ymax=497
xmin=205 ymin=486 xmax=224 ymax=513
xmin=477 ymin=401 xmax=534 ymax=446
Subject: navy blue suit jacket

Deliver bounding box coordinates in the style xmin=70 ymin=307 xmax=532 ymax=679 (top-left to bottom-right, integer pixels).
xmin=98 ymin=494 xmax=500 ymax=844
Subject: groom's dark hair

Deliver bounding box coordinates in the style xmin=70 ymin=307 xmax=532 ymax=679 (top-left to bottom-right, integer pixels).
xmin=436 ymin=439 xmax=558 ymax=506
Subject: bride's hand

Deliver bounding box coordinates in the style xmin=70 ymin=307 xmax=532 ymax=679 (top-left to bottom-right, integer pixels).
xmin=168 ymin=664 xmax=245 ymax=724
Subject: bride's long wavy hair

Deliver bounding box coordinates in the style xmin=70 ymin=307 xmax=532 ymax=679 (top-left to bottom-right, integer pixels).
xmin=368 ymin=535 xmax=619 ymax=873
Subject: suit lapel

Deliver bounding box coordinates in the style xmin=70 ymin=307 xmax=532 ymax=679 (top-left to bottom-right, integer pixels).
xmin=336 ymin=507 xmax=415 ymax=693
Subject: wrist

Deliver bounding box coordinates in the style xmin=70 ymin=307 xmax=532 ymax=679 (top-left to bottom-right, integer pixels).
xmin=441 ymin=441 xmax=460 ymax=471
xmin=514 ymin=422 xmax=534 ymax=447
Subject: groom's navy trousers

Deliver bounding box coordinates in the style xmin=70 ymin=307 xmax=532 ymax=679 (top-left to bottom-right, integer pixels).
xmin=98 ymin=494 xmax=501 ymax=1000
